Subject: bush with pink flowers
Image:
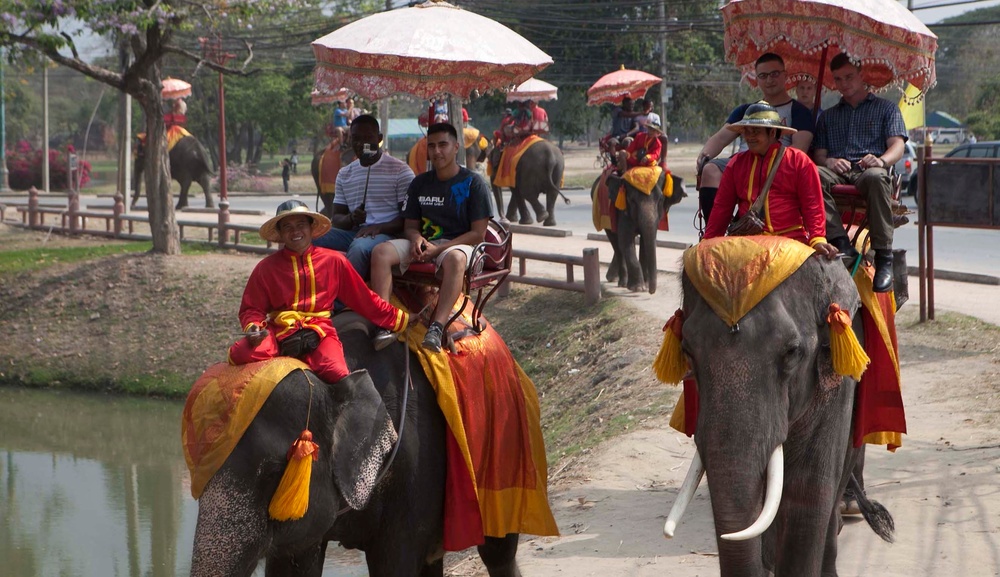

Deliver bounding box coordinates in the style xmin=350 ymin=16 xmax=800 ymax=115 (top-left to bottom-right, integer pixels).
xmin=6 ymin=141 xmax=92 ymax=191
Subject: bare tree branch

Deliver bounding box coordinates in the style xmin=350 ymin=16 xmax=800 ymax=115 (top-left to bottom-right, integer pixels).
xmin=164 ymin=44 xmax=261 ymax=76
xmin=59 ymin=32 xmax=79 ymax=60
xmin=10 ymin=34 xmax=126 ymax=91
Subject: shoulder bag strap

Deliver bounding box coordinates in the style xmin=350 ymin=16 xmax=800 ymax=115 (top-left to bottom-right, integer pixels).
xmin=748 ymin=145 xmax=786 ymax=214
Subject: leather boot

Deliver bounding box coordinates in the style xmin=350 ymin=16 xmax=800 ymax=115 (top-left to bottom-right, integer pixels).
xmin=873 ymin=249 xmax=894 ymax=293
xmin=830 ymin=235 xmax=859 ymax=264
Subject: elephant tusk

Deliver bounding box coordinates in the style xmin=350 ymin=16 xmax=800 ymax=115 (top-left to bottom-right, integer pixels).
xmin=721 ymin=445 xmax=784 ymax=541
xmin=663 ymin=449 xmax=705 ymax=538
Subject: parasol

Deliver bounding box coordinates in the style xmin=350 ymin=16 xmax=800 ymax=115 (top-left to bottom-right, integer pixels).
xmin=311 ymin=0 xmax=552 ymax=100
xmin=587 ymin=66 xmax=662 ymax=106
xmin=722 ymin=0 xmax=937 ymax=97
xmin=506 ymin=78 xmax=558 ymax=102
xmin=161 ymin=77 xmax=191 ymax=100
xmin=310 ymin=87 xmax=351 ymax=107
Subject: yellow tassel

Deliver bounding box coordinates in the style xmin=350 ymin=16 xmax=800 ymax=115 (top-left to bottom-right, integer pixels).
xmin=614 ymin=184 xmax=626 ymax=210
xmin=653 ymin=309 xmax=687 ymax=384
xmin=268 ymin=429 xmax=319 ymax=521
xmin=826 ymin=304 xmax=870 ymax=381
xmin=663 ymin=171 xmax=674 ymax=198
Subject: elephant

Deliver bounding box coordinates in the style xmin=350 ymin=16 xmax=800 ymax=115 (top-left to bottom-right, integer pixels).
xmin=132 ymin=135 xmax=215 ymax=210
xmin=488 ymin=138 xmax=565 ymax=226
xmin=664 ymin=251 xmax=894 ymax=576
xmin=590 ymin=170 xmax=686 ymax=294
xmin=188 ymin=314 xmax=523 ymax=577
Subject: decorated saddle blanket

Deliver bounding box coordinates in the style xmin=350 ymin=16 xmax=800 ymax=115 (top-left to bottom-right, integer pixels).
xmin=398 ymin=299 xmax=559 ymax=551
xmin=464 ymin=126 xmax=489 ymax=152
xmin=408 ymin=137 xmax=428 ymax=175
xmin=591 ymin=165 xmax=618 ymax=233
xmin=319 ymin=142 xmax=343 ymax=194
xmin=182 ymin=358 xmax=309 ymax=499
xmin=492 ymin=134 xmax=543 ymax=188
xmin=614 ymin=166 xmax=675 ymax=231
xmin=136 ymin=126 xmax=193 ymax=154
xmin=666 ymin=236 xmax=905 ymax=451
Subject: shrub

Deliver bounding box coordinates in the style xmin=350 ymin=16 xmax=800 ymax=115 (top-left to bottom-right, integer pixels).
xmin=6 ymin=141 xmax=92 ymax=191
xmin=213 ymin=162 xmax=270 ymax=193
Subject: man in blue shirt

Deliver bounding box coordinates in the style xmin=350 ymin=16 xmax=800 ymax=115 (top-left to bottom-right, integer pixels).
xmin=814 ymin=53 xmax=907 ymax=293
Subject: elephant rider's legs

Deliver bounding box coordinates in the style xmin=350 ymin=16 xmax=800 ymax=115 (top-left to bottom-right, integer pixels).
xmin=818 ymin=166 xmax=895 ymax=292
xmin=228 ymin=330 xmax=350 ymax=383
xmin=346 ymin=234 xmax=394 ymax=281
xmin=698 ymin=158 xmax=729 ymax=224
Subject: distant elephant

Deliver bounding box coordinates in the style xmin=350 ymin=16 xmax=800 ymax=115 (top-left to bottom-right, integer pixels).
xmin=188 ymin=315 xmax=524 ymax=577
xmin=311 ymin=139 xmax=356 ymax=218
xmin=590 ymin=170 xmax=686 ymax=294
xmin=132 ymin=135 xmax=215 ymax=210
xmin=665 ymin=248 xmax=894 ymax=575
xmin=488 ymin=138 xmax=565 ymax=226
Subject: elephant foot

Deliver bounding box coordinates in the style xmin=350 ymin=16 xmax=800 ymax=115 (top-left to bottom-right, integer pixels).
xmin=542 ymin=217 xmax=556 ymax=226
xmin=617 ymin=278 xmax=628 ymax=289
xmin=518 ymin=217 xmax=535 ymax=225
xmin=606 ymin=270 xmax=619 ymax=283
xmin=628 ymin=283 xmax=648 ymax=293
xmin=175 ymin=203 xmax=188 ymax=211
xmin=536 ymin=210 xmax=549 ymax=223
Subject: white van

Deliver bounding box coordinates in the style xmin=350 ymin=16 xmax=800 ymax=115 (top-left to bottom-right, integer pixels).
xmin=931 ymin=128 xmax=967 ymax=144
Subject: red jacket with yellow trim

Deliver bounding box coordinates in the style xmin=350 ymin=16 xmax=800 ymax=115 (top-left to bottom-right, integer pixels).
xmin=705 ymin=143 xmax=827 ymax=245
xmin=625 ymin=132 xmax=662 ymax=168
xmin=239 ymin=246 xmax=406 ymax=340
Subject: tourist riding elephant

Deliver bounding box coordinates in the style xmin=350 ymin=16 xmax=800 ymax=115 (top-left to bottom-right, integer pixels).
xmin=590 ymin=171 xmax=686 ymax=294
xmin=188 ymin=315 xmax=523 ymax=577
xmin=664 ymin=248 xmax=894 ymax=576
xmin=488 ymin=139 xmax=565 ymax=226
xmin=132 ymin=135 xmax=215 ymax=210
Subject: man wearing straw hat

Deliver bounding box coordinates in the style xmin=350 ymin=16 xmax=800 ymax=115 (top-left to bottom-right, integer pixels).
xmin=703 ymin=102 xmax=838 ymax=260
xmin=228 ymin=200 xmax=409 ymax=384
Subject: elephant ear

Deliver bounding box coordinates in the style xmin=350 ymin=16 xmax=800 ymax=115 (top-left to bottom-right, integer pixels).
xmin=326 ymin=369 xmax=398 ymax=510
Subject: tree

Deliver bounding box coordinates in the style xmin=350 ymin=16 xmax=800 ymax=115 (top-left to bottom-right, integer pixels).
xmin=0 ymin=0 xmax=310 ymax=254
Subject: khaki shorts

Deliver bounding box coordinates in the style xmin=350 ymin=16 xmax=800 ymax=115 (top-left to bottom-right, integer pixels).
xmin=385 ymin=239 xmax=475 ymax=276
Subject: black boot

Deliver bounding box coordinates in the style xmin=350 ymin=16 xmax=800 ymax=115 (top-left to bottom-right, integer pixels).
xmin=873 ymin=250 xmax=893 ymax=293
xmin=830 ymin=235 xmax=860 ymax=263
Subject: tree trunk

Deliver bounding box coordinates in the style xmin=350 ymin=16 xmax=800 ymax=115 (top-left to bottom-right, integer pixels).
xmin=140 ymin=76 xmax=181 ymax=255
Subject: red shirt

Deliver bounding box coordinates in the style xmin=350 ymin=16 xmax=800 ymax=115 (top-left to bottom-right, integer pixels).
xmin=625 ymin=132 xmax=662 ymax=168
xmin=239 ymin=245 xmax=406 ymax=340
xmin=704 ymin=143 xmax=827 ymax=246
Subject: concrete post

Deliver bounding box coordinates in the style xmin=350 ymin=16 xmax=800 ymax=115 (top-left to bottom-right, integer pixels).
xmin=68 ymin=191 xmax=80 ymax=233
xmin=218 ymin=199 xmax=231 ymax=246
xmin=113 ymin=191 xmax=124 ymax=236
xmin=28 ymin=186 xmax=39 ymax=228
xmin=583 ymin=247 xmax=601 ymax=305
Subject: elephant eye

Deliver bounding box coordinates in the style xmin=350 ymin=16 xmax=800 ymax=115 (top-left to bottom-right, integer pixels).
xmin=782 ymin=343 xmax=803 ymax=369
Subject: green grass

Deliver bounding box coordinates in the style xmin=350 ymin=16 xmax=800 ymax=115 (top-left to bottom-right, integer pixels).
xmin=0 ymin=242 xmax=154 ymax=275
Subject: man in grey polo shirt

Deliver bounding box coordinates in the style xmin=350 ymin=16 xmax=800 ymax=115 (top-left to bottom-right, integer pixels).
xmin=314 ymin=115 xmax=415 ymax=279
xmin=814 ymin=53 xmax=907 ymax=293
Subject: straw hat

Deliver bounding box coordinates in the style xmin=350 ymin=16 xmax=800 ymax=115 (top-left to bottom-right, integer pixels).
xmin=646 ymin=120 xmax=664 ymax=135
xmin=727 ymin=102 xmax=797 ymax=133
xmin=258 ymin=200 xmax=332 ymax=243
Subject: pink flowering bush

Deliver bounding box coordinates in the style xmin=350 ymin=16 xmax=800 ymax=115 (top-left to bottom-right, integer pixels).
xmin=6 ymin=141 xmax=92 ymax=190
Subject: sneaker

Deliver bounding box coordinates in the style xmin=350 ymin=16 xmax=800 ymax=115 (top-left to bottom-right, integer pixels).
xmin=422 ymin=322 xmax=444 ymax=353
xmin=372 ymin=328 xmax=396 ymax=351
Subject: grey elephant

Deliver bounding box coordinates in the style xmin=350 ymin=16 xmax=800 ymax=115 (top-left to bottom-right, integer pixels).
xmin=590 ymin=171 xmax=686 ymax=294
xmin=132 ymin=135 xmax=215 ymax=210
xmin=488 ymin=138 xmax=565 ymax=226
xmin=188 ymin=315 xmax=529 ymax=577
xmin=310 ymin=142 xmax=356 ymax=218
xmin=662 ymin=239 xmax=894 ymax=576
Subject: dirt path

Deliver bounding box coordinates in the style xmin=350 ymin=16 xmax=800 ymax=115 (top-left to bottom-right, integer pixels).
xmin=501 ymin=295 xmax=1000 ymax=577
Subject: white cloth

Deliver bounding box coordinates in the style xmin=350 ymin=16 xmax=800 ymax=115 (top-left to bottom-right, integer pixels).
xmin=333 ymin=153 xmax=415 ymax=227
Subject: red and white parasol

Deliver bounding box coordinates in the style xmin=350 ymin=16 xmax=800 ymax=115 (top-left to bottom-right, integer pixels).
xmin=506 ymin=78 xmax=558 ymax=102
xmin=311 ymin=0 xmax=552 ymax=100
xmin=310 ymin=87 xmax=351 ymax=106
xmin=587 ymin=67 xmax=662 ymax=106
xmin=161 ymin=77 xmax=192 ymax=100
xmin=722 ymin=0 xmax=937 ymax=96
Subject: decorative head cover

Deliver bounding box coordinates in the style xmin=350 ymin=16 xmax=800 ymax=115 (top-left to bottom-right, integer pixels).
xmin=259 ymin=200 xmax=332 ymax=242
xmin=727 ymin=102 xmax=797 ymax=134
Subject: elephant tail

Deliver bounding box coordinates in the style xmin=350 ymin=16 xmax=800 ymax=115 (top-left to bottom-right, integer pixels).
xmin=848 ymin=474 xmax=895 ymax=543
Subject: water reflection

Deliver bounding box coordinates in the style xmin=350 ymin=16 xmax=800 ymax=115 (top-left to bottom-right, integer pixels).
xmin=0 ymin=387 xmax=367 ymax=576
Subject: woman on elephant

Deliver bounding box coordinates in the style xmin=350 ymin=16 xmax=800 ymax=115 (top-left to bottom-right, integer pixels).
xmin=229 ymin=200 xmax=409 ymax=384
xmin=703 ymin=102 xmax=839 ymax=259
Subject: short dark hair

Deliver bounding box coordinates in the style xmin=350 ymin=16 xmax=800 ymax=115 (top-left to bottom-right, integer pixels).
xmin=428 ymin=122 xmax=458 ymax=142
xmin=830 ymin=53 xmax=859 ymax=72
xmin=755 ymin=52 xmax=784 ymax=68
xmin=351 ymin=114 xmax=380 ymax=133
xmin=622 ymin=96 xmax=633 ymax=104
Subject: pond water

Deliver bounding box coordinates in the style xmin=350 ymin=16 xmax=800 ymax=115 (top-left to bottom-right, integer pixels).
xmin=0 ymin=387 xmax=367 ymax=577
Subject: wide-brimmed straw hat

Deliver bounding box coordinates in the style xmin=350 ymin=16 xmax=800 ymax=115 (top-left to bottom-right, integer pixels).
xmin=258 ymin=200 xmax=332 ymax=242
xmin=727 ymin=102 xmax=797 ymax=133
xmin=646 ymin=120 xmax=664 ymax=134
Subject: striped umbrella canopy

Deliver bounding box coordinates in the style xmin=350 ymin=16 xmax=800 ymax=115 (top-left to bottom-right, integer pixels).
xmin=587 ymin=66 xmax=661 ymax=106
xmin=312 ymin=0 xmax=552 ymax=100
xmin=722 ymin=0 xmax=937 ymax=97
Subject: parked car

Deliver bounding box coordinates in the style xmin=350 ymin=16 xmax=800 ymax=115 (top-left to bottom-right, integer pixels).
xmin=894 ymin=141 xmax=917 ymax=195
xmin=905 ymin=141 xmax=1000 ymax=197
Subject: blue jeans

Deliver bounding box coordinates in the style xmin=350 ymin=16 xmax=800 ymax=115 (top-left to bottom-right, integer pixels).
xmin=314 ymin=228 xmax=394 ymax=280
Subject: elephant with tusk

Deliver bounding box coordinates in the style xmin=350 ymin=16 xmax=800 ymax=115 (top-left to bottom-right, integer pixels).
xmin=657 ymin=236 xmax=896 ymax=576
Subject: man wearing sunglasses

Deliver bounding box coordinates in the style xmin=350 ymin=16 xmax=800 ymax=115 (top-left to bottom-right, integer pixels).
xmin=696 ymin=53 xmax=815 ymax=224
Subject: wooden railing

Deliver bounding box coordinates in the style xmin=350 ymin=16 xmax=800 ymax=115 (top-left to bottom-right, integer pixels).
xmin=498 ymin=247 xmax=601 ymax=305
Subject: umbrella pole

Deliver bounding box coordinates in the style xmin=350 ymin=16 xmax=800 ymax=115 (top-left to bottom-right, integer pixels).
xmin=812 ymin=46 xmax=829 ymax=120
xmin=448 ymin=94 xmax=467 ymax=168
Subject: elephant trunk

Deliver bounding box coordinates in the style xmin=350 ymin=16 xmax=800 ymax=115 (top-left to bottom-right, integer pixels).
xmin=189 ymin=480 xmax=268 ymax=577
xmin=721 ymin=445 xmax=783 ymax=541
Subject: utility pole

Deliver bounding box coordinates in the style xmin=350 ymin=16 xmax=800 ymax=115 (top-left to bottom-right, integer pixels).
xmin=658 ymin=0 xmax=670 ymax=132
xmin=201 ymin=36 xmax=234 ymax=202
xmin=42 ymin=65 xmax=50 ymax=193
xmin=0 ymin=50 xmax=9 ymax=191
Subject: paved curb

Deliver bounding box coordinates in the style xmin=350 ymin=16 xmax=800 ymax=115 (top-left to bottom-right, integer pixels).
xmin=508 ymin=224 xmax=572 ymax=237
xmin=906 ymin=266 xmax=1000 ymax=286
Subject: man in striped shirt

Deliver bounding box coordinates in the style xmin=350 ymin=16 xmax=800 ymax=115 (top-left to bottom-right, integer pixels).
xmin=314 ymin=115 xmax=415 ymax=279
